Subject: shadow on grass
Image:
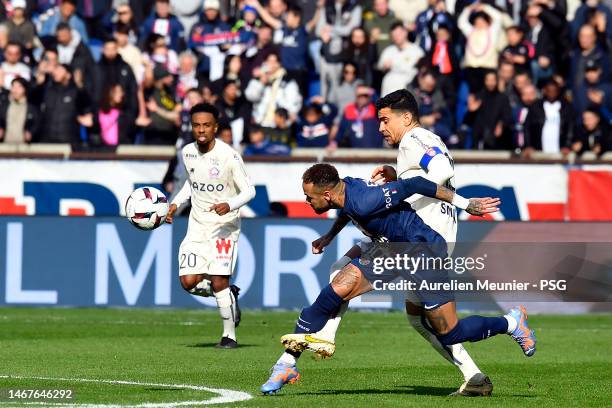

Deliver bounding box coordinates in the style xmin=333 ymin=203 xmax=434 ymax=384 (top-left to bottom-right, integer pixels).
xmin=296 ymin=385 xmax=536 ymax=398
xmin=184 ymin=342 xmax=257 ymax=348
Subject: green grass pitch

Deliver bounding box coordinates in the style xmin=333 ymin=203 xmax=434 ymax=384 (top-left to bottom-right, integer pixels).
xmin=0 ymin=308 xmax=611 ymax=407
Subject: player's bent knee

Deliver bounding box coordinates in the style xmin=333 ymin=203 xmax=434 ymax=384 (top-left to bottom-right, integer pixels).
xmin=180 ymin=275 xmax=202 ymax=291
xmin=436 ymin=321 xmax=462 ymax=345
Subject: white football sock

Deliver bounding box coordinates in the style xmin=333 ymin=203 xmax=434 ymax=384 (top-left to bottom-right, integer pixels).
xmin=214 ymin=288 xmax=236 ymax=341
xmin=504 ymin=314 xmax=518 ymax=333
xmin=316 ymin=300 xmax=349 ymax=342
xmin=276 ymin=352 xmax=297 ymax=366
xmin=188 ymin=279 xmax=213 ymax=297
xmin=407 ymin=314 xmax=481 ymax=381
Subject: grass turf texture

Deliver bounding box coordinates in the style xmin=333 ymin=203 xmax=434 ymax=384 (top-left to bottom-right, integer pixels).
xmin=0 ymin=308 xmax=611 ymax=407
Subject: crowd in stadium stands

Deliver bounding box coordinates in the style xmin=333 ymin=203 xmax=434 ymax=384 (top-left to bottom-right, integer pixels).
xmin=0 ymin=0 xmax=609 ymax=158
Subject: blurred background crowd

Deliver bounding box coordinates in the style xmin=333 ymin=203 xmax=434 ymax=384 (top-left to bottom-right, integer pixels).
xmin=0 ymin=0 xmax=609 ymax=158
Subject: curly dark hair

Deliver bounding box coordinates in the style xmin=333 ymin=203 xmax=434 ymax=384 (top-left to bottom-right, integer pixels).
xmin=302 ymin=164 xmax=340 ymax=189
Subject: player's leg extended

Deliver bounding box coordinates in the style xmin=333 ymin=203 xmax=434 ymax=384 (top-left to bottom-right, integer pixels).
xmin=405 ymin=300 xmax=492 ymax=396
xmin=262 ymin=263 xmax=370 ymax=395
xmin=425 ymin=302 xmax=536 ymax=357
xmin=281 ymin=263 xmax=372 ymax=353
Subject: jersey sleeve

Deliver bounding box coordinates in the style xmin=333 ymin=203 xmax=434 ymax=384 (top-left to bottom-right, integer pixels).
xmin=346 ymin=177 xmax=437 ymax=217
xmin=227 ymin=152 xmax=256 ymax=211
xmin=399 ymin=134 xmax=448 ymax=175
xmin=170 ymin=150 xmax=192 ymax=207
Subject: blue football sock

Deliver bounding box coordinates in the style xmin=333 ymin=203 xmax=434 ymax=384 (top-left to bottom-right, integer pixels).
xmin=294 ymin=284 xmax=343 ymax=334
xmin=437 ymin=315 xmax=508 ymax=346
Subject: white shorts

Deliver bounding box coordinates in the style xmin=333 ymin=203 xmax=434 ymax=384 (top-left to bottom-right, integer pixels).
xmin=178 ymin=236 xmax=237 ymax=277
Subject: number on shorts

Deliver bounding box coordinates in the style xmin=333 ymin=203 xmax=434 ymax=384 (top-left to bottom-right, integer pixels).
xmin=180 ymin=253 xmax=197 ymax=269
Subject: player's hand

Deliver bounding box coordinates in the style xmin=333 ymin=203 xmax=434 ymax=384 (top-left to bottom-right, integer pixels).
xmin=312 ymin=234 xmax=333 ymax=254
xmin=370 ymin=165 xmax=397 ymax=184
xmin=210 ymin=202 xmax=231 ymax=216
xmin=166 ymin=203 xmax=178 ymax=224
xmin=465 ymin=197 xmax=501 ymax=217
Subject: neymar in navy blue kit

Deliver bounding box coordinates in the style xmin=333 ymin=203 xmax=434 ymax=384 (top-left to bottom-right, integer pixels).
xmin=260 ymin=164 xmax=536 ymax=395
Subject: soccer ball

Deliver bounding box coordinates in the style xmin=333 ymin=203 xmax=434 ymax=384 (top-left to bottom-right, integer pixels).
xmin=125 ymin=187 xmax=169 ymax=230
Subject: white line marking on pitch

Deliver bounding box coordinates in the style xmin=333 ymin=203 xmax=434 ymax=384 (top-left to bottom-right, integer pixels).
xmin=0 ymin=375 xmax=252 ymax=407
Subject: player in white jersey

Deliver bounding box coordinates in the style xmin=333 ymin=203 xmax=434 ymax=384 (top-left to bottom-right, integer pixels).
xmin=285 ymin=90 xmax=493 ymax=396
xmin=165 ymin=103 xmax=256 ymax=349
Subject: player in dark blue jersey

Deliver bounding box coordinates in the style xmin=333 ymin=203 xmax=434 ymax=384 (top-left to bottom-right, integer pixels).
xmin=261 ymin=164 xmax=535 ymax=394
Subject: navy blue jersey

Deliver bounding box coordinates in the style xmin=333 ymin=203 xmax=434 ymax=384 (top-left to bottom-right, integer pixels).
xmin=340 ymin=177 xmax=446 ymax=246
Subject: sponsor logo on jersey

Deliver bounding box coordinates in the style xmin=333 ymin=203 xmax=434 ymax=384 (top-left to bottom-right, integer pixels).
xmin=216 ymin=238 xmax=232 ymax=254
xmin=426 ymin=147 xmax=437 ymax=157
xmin=208 ymin=167 xmax=220 ymax=178
xmin=192 ymin=182 xmax=225 ymax=192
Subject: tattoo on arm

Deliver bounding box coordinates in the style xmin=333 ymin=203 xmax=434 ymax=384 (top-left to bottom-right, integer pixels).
xmin=435 ymin=185 xmax=455 ymax=204
xmin=466 ymin=199 xmax=485 ymax=216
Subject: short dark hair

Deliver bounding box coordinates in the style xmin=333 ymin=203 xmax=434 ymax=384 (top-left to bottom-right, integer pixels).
xmin=375 ymin=89 xmax=420 ymax=122
xmin=275 ymin=107 xmax=289 ymax=120
xmin=302 ymin=164 xmax=340 ymax=189
xmin=287 ymin=4 xmax=303 ymax=18
xmin=390 ymin=21 xmax=406 ymax=32
xmin=56 ymin=22 xmax=71 ymax=32
xmin=114 ymin=23 xmax=131 ymax=35
xmin=190 ymin=103 xmax=219 ymax=121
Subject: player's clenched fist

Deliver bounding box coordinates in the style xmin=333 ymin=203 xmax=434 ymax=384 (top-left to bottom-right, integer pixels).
xmin=166 ymin=204 xmax=178 ymax=224
xmin=210 ymin=203 xmax=231 ymax=215
xmin=312 ymin=234 xmax=332 ymax=254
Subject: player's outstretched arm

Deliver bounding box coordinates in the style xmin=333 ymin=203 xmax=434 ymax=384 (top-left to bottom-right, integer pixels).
xmin=312 ymin=214 xmax=350 ymax=254
xmin=432 ymin=185 xmax=501 ymax=217
xmin=395 ymin=177 xmax=501 ymax=217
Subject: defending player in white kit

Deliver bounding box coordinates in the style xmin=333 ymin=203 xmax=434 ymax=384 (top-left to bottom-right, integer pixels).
xmin=166 ymin=103 xmax=256 ymax=349
xmin=299 ymin=90 xmax=493 ymax=396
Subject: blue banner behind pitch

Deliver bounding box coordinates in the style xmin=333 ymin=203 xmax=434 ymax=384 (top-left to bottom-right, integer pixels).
xmin=0 ymin=217 xmax=494 ymax=309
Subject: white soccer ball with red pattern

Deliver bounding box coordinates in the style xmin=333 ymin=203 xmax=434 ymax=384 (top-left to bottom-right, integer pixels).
xmin=125 ymin=187 xmax=169 ymax=230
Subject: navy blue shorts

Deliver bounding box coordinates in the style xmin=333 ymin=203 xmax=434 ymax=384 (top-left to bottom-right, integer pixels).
xmin=350 ymin=255 xmax=455 ymax=310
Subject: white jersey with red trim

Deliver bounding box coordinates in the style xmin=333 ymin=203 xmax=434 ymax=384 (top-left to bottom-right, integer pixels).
xmin=171 ymin=139 xmax=254 ymax=242
xmin=396 ymin=127 xmax=457 ymax=244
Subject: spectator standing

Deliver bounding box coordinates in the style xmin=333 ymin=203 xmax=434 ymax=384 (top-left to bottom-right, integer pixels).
xmin=462 ymin=70 xmax=514 ymax=150
xmin=36 ymin=64 xmax=93 ymax=145
xmin=0 ymin=42 xmax=31 ymax=90
xmin=140 ymin=0 xmax=185 ymax=53
xmin=378 ymin=22 xmax=424 ymax=96
xmin=333 ymin=85 xmax=383 ymax=148
xmin=0 ymin=77 xmax=40 ymax=144
xmin=143 ymin=65 xmax=180 ymax=145
xmin=316 ymin=0 xmax=362 ymax=99
xmin=6 ymin=0 xmax=37 ymax=53
xmin=458 ymin=3 xmax=512 ymax=93
xmin=246 ymin=0 xmax=323 ymax=97
xmin=523 ymin=79 xmax=574 ymax=157
xmin=39 ymin=0 xmax=89 ymax=45
xmin=245 ymin=52 xmax=302 ymax=127
xmin=328 ymin=62 xmax=362 ymax=119
xmin=187 ymin=0 xmax=235 ymax=81
xmin=96 ymin=83 xmax=136 ymax=145
xmin=363 ymin=0 xmax=396 ymax=59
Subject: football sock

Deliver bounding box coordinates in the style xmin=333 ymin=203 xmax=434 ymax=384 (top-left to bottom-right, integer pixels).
xmin=437 ymin=315 xmax=508 ymax=346
xmin=504 ymin=314 xmax=518 ymax=333
xmin=294 ymin=284 xmax=343 ymax=334
xmin=277 ymin=351 xmax=298 ymax=366
xmin=316 ymin=300 xmax=349 ymax=342
xmin=408 ymin=313 xmax=481 ymax=381
xmin=214 ymin=288 xmax=237 ymax=341
xmin=188 ymin=279 xmax=213 ymax=297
